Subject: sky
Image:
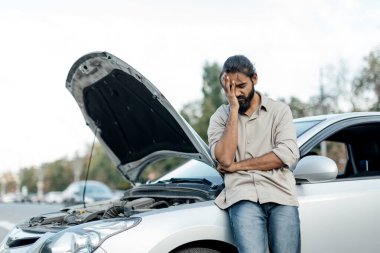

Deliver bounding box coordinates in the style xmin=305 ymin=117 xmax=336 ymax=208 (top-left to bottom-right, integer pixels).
xmin=0 ymin=0 xmax=379 ymax=173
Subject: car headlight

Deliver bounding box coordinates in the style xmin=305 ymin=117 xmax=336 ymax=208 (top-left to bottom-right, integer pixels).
xmin=39 ymin=217 xmax=141 ymax=253
xmin=0 ymin=234 xmax=7 ymax=252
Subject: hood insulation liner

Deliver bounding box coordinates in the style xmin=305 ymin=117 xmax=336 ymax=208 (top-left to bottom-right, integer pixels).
xmin=83 ymin=69 xmax=197 ymax=165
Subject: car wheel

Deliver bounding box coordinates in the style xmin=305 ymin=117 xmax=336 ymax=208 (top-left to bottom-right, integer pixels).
xmin=174 ymin=248 xmax=220 ymax=253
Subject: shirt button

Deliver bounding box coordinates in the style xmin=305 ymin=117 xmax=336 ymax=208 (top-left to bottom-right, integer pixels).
xmin=247 ymin=140 xmax=250 ymax=144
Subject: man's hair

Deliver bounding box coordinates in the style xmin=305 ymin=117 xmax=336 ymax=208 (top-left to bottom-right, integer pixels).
xmin=219 ymin=55 xmax=256 ymax=85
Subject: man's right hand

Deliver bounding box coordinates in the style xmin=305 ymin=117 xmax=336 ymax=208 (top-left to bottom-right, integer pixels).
xmin=221 ymin=73 xmax=239 ymax=109
xmin=214 ymin=73 xmax=240 ymax=167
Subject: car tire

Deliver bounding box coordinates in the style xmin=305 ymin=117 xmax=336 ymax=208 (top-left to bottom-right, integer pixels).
xmin=174 ymin=248 xmax=220 ymax=253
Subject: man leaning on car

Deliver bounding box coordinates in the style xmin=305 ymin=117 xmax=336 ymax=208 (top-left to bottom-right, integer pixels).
xmin=207 ymin=55 xmax=300 ymax=253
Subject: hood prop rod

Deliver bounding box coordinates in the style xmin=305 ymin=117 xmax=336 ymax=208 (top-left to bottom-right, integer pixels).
xmin=82 ymin=127 xmax=98 ymax=208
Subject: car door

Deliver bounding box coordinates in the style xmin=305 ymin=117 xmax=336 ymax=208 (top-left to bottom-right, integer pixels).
xmin=296 ymin=117 xmax=380 ymax=253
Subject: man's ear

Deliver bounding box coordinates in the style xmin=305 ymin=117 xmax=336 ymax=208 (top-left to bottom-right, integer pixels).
xmin=251 ymin=73 xmax=258 ymax=84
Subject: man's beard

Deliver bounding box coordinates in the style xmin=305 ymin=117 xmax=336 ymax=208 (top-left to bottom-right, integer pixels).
xmin=238 ymin=85 xmax=255 ymax=114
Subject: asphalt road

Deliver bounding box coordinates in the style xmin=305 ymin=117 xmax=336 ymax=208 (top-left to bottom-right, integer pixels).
xmin=0 ymin=203 xmax=63 ymax=242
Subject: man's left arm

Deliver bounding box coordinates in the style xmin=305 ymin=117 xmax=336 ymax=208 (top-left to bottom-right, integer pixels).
xmin=218 ymin=105 xmax=299 ymax=173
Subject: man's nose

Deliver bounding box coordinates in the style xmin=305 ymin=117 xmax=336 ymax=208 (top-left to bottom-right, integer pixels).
xmin=235 ymin=88 xmax=242 ymax=97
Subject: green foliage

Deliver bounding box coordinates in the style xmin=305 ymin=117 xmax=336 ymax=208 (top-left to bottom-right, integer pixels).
xmin=282 ymin=49 xmax=380 ymax=116
xmin=6 ymin=181 xmax=16 ymax=193
xmin=3 ymin=172 xmax=17 ymax=192
xmin=279 ymin=96 xmax=310 ymax=119
xmin=181 ymin=62 xmax=225 ymax=142
xmin=353 ymin=47 xmax=380 ymax=111
xmin=20 ymin=167 xmax=38 ymax=193
xmin=43 ymin=160 xmax=74 ymax=192
xmin=202 ymin=62 xmax=225 ymax=110
xmin=82 ymin=144 xmax=130 ymax=190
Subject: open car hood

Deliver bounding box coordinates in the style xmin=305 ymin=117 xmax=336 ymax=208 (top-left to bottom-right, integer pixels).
xmin=66 ymin=52 xmax=215 ymax=182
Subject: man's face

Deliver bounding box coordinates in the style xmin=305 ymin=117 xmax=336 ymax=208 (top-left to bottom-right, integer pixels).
xmin=225 ymin=72 xmax=257 ymax=114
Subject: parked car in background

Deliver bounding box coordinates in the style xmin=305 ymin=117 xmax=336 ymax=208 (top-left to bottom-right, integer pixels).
xmin=61 ymin=180 xmax=115 ymax=206
xmin=20 ymin=193 xmax=41 ymax=204
xmin=1 ymin=52 xmax=380 ymax=253
xmin=44 ymin=191 xmax=63 ymax=204
xmin=0 ymin=193 xmax=22 ymax=203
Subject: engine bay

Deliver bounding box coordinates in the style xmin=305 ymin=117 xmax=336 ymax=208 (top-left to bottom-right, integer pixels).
xmin=18 ymin=181 xmax=223 ymax=234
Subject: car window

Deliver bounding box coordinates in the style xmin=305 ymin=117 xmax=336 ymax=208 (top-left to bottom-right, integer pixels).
xmin=155 ymin=159 xmax=223 ymax=185
xmin=138 ymin=158 xmax=223 ymax=185
xmin=86 ymin=186 xmax=96 ymax=194
xmin=81 ymin=184 xmax=111 ymax=194
xmin=309 ymin=140 xmax=348 ymax=174
xmin=294 ymin=120 xmax=321 ymax=137
xmin=303 ymin=122 xmax=380 ymax=179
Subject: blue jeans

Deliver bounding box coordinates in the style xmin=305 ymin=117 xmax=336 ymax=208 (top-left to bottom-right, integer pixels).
xmin=228 ymin=201 xmax=300 ymax=253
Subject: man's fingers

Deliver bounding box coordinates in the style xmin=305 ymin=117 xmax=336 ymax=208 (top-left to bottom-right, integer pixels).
xmin=223 ymin=75 xmax=230 ymax=91
xmin=217 ymin=165 xmax=225 ymax=174
xmin=231 ymin=80 xmax=235 ymax=91
xmin=217 ymin=165 xmax=231 ymax=174
xmin=221 ymin=73 xmax=226 ymax=85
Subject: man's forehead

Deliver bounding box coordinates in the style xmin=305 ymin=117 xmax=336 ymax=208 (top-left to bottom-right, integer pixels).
xmin=226 ymin=72 xmax=250 ymax=82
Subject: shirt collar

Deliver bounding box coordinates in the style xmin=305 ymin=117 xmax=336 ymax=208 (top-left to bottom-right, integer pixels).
xmin=240 ymin=91 xmax=270 ymax=120
xmin=257 ymin=91 xmax=270 ymax=112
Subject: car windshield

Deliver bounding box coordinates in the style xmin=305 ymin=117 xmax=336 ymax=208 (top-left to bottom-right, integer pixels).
xmin=139 ymin=120 xmax=322 ymax=186
xmin=84 ymin=185 xmax=112 ymax=194
xmin=151 ymin=120 xmax=323 ymax=185
xmin=154 ymin=159 xmax=223 ymax=186
xmin=69 ymin=182 xmax=112 ymax=195
xmin=294 ymin=120 xmax=322 ymax=137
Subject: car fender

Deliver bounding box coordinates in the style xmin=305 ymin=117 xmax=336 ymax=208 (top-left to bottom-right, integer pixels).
xmin=99 ymin=201 xmax=235 ymax=253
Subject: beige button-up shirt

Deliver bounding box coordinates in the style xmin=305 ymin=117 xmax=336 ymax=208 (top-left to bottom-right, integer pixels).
xmin=207 ymin=93 xmax=299 ymax=209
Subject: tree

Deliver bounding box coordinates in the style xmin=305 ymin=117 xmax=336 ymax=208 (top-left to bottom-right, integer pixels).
xmin=307 ymin=63 xmax=351 ymax=115
xmin=279 ymin=96 xmax=311 ymax=118
xmin=180 ymin=62 xmax=224 ymax=142
xmin=43 ymin=159 xmax=74 ymax=192
xmin=19 ymin=167 xmax=38 ymax=193
xmin=353 ymin=47 xmax=380 ymax=111
xmin=283 ymin=61 xmax=352 ymax=117
xmin=3 ymin=172 xmax=17 ymax=193
xmin=81 ymin=144 xmax=130 ymax=190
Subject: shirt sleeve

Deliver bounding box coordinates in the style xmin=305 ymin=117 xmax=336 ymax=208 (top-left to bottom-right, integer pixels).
xmin=271 ymin=105 xmax=300 ymax=171
xmin=207 ymin=106 xmax=228 ymax=160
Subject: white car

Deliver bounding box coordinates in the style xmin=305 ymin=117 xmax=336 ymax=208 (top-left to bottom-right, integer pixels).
xmin=61 ymin=180 xmax=115 ymax=206
xmin=44 ymin=191 xmax=63 ymax=204
xmin=1 ymin=52 xmax=380 ymax=253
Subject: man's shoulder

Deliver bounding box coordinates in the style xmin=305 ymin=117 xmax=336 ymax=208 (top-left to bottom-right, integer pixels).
xmin=261 ymin=94 xmax=290 ymax=112
xmin=208 ymin=104 xmax=230 ymax=125
xmin=212 ymin=104 xmax=230 ymax=117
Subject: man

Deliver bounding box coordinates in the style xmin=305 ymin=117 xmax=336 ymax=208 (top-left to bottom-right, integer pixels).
xmin=207 ymin=55 xmax=300 ymax=253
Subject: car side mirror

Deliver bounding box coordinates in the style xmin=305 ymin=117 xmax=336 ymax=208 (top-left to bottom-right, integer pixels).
xmin=293 ymin=155 xmax=338 ymax=183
